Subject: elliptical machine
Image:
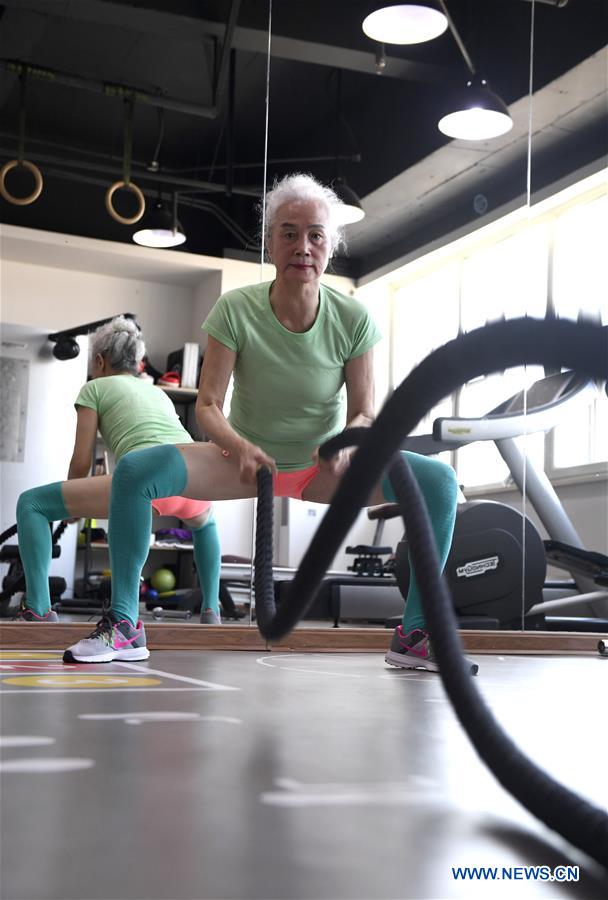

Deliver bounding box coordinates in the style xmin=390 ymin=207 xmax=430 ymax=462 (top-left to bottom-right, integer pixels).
xmin=394 ymin=369 xmax=608 ymax=631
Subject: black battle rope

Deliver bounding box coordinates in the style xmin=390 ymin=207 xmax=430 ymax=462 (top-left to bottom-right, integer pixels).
xmin=254 ymin=316 xmax=608 ymax=868
xmin=0 ymin=524 xmax=18 ymax=545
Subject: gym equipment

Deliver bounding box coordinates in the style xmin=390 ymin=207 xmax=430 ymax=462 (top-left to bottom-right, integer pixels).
xmin=151 ymin=606 xmax=192 ymax=620
xmin=393 ymin=368 xmax=608 ymax=630
xmin=150 ymin=567 xmax=176 ymax=592
xmin=0 ymin=521 xmax=67 ymax=617
xmin=144 ymin=582 xmax=245 ymax=620
xmin=274 ymin=503 xmax=403 ymax=626
xmin=251 ymin=317 xmax=608 ymax=869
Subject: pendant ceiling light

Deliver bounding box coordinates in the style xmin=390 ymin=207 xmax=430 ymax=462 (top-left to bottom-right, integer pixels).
xmin=362 ymin=2 xmax=448 ymax=45
xmin=438 ymin=76 xmax=513 ymax=140
xmin=332 ymin=177 xmax=365 ymax=224
xmin=132 ymin=200 xmax=186 ymax=248
xmin=362 ymin=0 xmax=513 ymax=142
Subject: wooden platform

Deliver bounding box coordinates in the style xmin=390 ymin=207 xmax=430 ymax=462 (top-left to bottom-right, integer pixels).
xmin=0 ymin=622 xmax=605 ymax=653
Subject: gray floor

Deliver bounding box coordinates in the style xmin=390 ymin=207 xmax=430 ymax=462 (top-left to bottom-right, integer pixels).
xmin=1 ymin=649 xmax=607 ymax=900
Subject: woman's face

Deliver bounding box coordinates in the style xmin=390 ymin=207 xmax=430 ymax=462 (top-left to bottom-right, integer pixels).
xmin=266 ymin=199 xmax=332 ymax=286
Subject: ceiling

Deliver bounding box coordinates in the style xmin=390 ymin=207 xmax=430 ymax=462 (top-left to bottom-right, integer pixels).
xmin=0 ymin=0 xmax=606 ymax=281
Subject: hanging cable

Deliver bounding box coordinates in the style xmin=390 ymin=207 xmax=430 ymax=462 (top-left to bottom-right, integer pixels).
xmin=0 ymin=69 xmax=43 ymax=205
xmin=248 ymin=0 xmax=273 ymax=626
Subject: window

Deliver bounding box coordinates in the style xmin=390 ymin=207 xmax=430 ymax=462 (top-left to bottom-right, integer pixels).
xmin=370 ymin=172 xmax=608 ymax=489
xmin=551 ymin=194 xmax=608 ymax=471
xmin=392 ymin=264 xmax=459 ymax=447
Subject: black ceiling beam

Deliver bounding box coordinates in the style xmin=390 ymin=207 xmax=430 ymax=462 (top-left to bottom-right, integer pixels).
xmin=2 ymin=0 xmax=458 ymax=85
xmin=1 ymin=58 xmax=219 ymax=119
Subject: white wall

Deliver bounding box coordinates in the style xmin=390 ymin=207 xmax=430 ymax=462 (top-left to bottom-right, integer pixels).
xmin=0 ymin=325 xmax=88 ymax=597
xmin=1 ymin=259 xmax=199 ymax=375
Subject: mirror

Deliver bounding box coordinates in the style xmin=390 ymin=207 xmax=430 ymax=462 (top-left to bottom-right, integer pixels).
xmin=1 ymin=2 xmax=604 ymax=638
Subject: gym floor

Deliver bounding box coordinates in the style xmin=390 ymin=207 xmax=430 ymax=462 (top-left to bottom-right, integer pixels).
xmin=1 ymin=649 xmax=607 ymax=900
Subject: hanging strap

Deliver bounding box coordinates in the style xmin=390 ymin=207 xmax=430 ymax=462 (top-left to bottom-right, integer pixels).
xmin=122 ymin=97 xmax=134 ymax=185
xmin=0 ymin=67 xmax=44 ymax=205
xmin=104 ymin=97 xmax=145 ymax=224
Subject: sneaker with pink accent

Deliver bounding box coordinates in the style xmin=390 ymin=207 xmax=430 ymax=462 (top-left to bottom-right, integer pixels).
xmin=15 ymin=602 xmax=59 ymax=623
xmin=63 ymin=614 xmax=150 ymax=664
xmin=385 ymin=626 xmax=478 ymax=675
xmin=200 ymin=608 xmax=222 ymax=625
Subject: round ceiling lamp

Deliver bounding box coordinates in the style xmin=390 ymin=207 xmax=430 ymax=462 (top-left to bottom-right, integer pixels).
xmin=332 ymin=177 xmax=365 ymax=224
xmin=132 ymin=201 xmax=186 ymax=248
xmin=362 ymin=2 xmax=448 ymax=45
xmin=438 ymin=78 xmax=513 ymax=141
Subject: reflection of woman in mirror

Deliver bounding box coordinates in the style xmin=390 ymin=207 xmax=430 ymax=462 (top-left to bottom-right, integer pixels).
xmin=64 ymin=174 xmax=475 ymax=674
xmin=16 ymin=316 xmax=222 ymax=643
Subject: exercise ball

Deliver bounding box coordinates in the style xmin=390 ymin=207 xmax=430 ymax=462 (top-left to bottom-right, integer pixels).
xmin=150 ymin=568 xmax=176 ymax=592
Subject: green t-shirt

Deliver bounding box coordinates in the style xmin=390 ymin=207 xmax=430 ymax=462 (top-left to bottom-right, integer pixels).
xmin=202 ymin=281 xmax=382 ymax=470
xmin=74 ymin=375 xmax=192 ymax=461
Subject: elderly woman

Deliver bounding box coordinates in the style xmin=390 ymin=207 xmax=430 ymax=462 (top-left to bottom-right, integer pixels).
xmin=16 ymin=316 xmax=222 ymax=636
xmin=64 ymin=173 xmax=475 ymax=674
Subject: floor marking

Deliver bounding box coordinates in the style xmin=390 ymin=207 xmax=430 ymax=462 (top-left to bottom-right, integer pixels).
xmin=119 ymin=662 xmax=240 ymax=690
xmin=0 ymin=757 xmax=95 ymax=774
xmin=0 ymin=662 xmax=77 ymax=671
xmin=260 ymin=777 xmax=441 ymax=808
xmin=78 ymin=712 xmax=242 ymax=725
xmin=2 ymin=674 xmax=163 ymax=688
xmin=0 ymin=687 xmax=240 ymax=695
xmin=0 ymin=735 xmax=56 ymax=748
xmin=0 ymin=661 xmax=240 ymax=693
xmin=256 ymin=655 xmax=364 ymax=677
xmin=0 ymin=651 xmax=62 ymax=660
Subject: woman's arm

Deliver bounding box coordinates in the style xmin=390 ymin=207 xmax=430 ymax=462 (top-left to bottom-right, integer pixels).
xmin=67 ymin=406 xmax=99 ymax=479
xmin=315 ymin=348 xmax=376 ymax=476
xmin=195 ymin=336 xmax=276 ymax=482
xmin=344 ymin=348 xmax=375 ymax=430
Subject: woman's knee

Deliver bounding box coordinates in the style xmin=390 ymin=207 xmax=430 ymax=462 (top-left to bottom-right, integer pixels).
xmin=16 ymin=487 xmax=37 ymax=518
xmin=113 ymin=452 xmax=146 ymax=492
xmin=403 ymin=452 xmax=458 ymax=505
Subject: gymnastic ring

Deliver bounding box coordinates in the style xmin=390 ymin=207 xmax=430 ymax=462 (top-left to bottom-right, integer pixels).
xmin=105 ymin=180 xmax=145 ymax=225
xmin=0 ymin=159 xmax=43 ymax=205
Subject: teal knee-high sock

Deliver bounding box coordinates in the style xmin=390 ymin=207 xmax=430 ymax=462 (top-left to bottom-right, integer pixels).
xmin=191 ymin=515 xmax=221 ymax=615
xmin=383 ymin=452 xmax=458 ymax=633
xmin=16 ymin=483 xmax=70 ymax=616
xmin=109 ymin=445 xmax=188 ymax=626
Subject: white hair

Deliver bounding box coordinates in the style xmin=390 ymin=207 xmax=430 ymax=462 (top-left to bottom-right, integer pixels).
xmin=90 ymin=316 xmax=145 ymax=374
xmin=262 ymin=173 xmax=346 ymax=255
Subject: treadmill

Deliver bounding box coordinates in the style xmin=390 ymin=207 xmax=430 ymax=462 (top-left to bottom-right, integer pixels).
xmin=400 ymin=369 xmax=608 ymax=627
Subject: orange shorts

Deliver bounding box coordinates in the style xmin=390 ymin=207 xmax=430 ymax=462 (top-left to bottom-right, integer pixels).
xmin=151 ymin=496 xmax=212 ymax=519
xmin=273 ymin=464 xmax=320 ymax=500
